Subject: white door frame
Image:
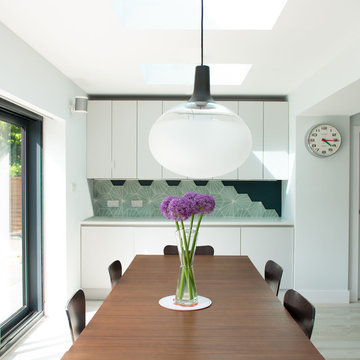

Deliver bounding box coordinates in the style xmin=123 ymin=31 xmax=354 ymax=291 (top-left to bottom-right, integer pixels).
xmin=350 ymin=125 xmax=360 ymax=301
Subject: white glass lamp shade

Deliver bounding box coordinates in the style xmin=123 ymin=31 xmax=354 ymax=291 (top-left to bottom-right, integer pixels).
xmin=149 ymin=101 xmax=252 ymax=179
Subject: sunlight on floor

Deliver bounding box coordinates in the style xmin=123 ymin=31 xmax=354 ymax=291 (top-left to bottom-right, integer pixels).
xmin=2 ymin=301 xmax=102 ymax=360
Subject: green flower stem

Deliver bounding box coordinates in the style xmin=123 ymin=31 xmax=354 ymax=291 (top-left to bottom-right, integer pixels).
xmin=176 ymin=267 xmax=186 ymax=299
xmin=175 ymin=221 xmax=194 ymax=300
xmin=175 ymin=221 xmax=186 ymax=298
xmin=177 ymin=265 xmax=196 ymax=300
xmin=189 ymin=212 xmax=204 ymax=260
xmin=188 ymin=214 xmax=195 ymax=240
xmin=181 ymin=219 xmax=196 ymax=291
xmin=180 ymin=220 xmax=194 ymax=299
xmin=175 ymin=221 xmax=198 ymax=301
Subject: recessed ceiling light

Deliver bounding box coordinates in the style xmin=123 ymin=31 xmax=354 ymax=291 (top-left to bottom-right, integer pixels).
xmin=140 ymin=64 xmax=252 ymax=85
xmin=110 ymin=0 xmax=287 ymax=30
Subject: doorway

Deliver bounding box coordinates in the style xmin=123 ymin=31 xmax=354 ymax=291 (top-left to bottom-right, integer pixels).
xmin=0 ymin=103 xmax=43 ymax=354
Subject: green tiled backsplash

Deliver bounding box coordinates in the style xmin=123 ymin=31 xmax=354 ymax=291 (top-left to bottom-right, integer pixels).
xmin=92 ymin=180 xmax=280 ymax=218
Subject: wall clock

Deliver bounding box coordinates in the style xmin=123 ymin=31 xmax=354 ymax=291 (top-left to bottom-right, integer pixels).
xmin=306 ymin=124 xmax=342 ymax=157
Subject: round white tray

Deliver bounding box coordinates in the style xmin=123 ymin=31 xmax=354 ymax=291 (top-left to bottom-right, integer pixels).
xmin=159 ymin=295 xmax=212 ymax=311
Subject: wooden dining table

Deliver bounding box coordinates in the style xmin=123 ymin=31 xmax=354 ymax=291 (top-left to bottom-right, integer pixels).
xmin=62 ymin=255 xmax=324 ymax=359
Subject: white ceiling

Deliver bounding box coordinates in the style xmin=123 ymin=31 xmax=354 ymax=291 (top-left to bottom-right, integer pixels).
xmin=0 ymin=0 xmax=360 ymax=97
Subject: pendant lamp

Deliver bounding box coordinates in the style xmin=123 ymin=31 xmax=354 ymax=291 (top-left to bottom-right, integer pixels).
xmin=149 ymin=0 xmax=252 ymax=179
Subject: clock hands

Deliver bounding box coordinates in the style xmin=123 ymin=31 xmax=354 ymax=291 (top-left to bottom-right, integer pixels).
xmin=322 ymin=138 xmax=339 ymax=146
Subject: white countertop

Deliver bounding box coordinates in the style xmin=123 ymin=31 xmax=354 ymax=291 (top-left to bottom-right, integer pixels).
xmin=81 ymin=216 xmax=293 ymax=227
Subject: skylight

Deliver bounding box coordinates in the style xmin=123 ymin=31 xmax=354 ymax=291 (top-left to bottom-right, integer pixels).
xmin=110 ymin=0 xmax=287 ymax=30
xmin=141 ymin=64 xmax=252 ymax=85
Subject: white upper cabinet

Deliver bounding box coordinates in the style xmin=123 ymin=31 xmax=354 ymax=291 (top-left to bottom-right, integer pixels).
xmin=215 ymin=101 xmax=264 ymax=180
xmin=87 ymin=101 xmax=112 ymax=178
xmin=86 ymin=100 xmax=289 ymax=180
xmin=162 ymin=101 xmax=187 ymax=179
xmin=112 ymin=101 xmax=137 ymax=178
xmin=137 ymin=101 xmax=162 ymax=179
xmin=263 ymin=102 xmax=289 ymax=180
xmin=237 ymin=101 xmax=263 ymax=180
xmin=215 ymin=101 xmax=238 ymax=180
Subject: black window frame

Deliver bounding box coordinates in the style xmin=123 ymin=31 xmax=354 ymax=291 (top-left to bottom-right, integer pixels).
xmin=0 ymin=99 xmax=43 ymax=355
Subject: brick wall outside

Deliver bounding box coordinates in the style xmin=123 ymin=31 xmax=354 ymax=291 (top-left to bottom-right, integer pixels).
xmin=10 ymin=176 xmax=22 ymax=234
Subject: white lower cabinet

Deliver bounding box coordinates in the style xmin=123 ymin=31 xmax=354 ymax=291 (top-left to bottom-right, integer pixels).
xmin=240 ymin=227 xmax=294 ymax=289
xmin=133 ymin=226 xmax=240 ymax=255
xmin=81 ymin=226 xmax=135 ymax=299
xmin=134 ymin=227 xmax=175 ymax=254
xmin=198 ymin=227 xmax=240 ymax=255
xmin=81 ymin=225 xmax=293 ymax=299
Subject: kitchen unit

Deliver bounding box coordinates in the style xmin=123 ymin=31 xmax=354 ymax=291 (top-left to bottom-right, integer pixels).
xmin=86 ymin=100 xmax=288 ymax=180
xmin=81 ymin=217 xmax=293 ymax=299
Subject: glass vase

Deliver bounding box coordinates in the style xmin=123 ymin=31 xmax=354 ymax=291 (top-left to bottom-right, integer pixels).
xmin=174 ymin=228 xmax=198 ymax=306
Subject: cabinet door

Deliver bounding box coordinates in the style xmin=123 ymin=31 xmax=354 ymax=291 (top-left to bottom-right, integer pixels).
xmin=134 ymin=227 xmax=175 ymax=254
xmin=134 ymin=226 xmax=240 ymax=255
xmin=240 ymin=227 xmax=293 ymax=289
xmin=162 ymin=101 xmax=187 ymax=179
xmin=199 ymin=227 xmax=241 ymax=255
xmin=215 ymin=101 xmax=238 ymax=180
xmin=263 ymin=102 xmax=289 ymax=179
xmin=137 ymin=101 xmax=162 ymax=179
xmin=112 ymin=101 xmax=137 ymax=178
xmin=87 ymin=101 xmax=112 ymax=178
xmin=237 ymin=101 xmax=263 ymax=179
xmin=81 ymin=226 xmax=134 ymax=299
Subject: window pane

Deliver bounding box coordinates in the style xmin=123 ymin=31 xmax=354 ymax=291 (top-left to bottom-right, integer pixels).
xmin=0 ymin=121 xmax=23 ymax=324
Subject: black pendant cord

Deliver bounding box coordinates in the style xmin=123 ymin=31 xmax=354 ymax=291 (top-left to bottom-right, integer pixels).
xmin=189 ymin=0 xmax=213 ymax=104
xmin=201 ymin=0 xmax=204 ymax=66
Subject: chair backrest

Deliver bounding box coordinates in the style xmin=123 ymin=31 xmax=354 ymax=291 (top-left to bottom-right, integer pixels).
xmin=108 ymin=260 xmax=122 ymax=288
xmin=65 ymin=289 xmax=86 ymax=343
xmin=195 ymin=245 xmax=214 ymax=255
xmin=283 ymin=289 xmax=316 ymax=339
xmin=163 ymin=245 xmax=214 ymax=255
xmin=264 ymin=260 xmax=283 ymax=296
xmin=163 ymin=245 xmax=179 ymax=255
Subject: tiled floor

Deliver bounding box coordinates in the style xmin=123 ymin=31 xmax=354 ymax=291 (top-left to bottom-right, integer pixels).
xmin=1 ymin=302 xmax=360 ymax=360
xmin=311 ymin=303 xmax=360 ymax=360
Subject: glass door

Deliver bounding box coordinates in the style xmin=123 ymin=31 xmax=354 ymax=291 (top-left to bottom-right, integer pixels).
xmin=0 ymin=119 xmax=25 ymax=329
xmin=0 ymin=107 xmax=42 ymax=351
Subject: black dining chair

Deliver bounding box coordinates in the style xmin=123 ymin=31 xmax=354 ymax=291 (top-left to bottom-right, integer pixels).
xmin=163 ymin=245 xmax=214 ymax=255
xmin=264 ymin=260 xmax=283 ymax=296
xmin=283 ymin=289 xmax=316 ymax=339
xmin=108 ymin=260 xmax=122 ymax=289
xmin=65 ymin=289 xmax=86 ymax=343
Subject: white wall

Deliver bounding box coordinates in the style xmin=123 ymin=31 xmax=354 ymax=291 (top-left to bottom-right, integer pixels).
xmin=65 ymin=113 xmax=93 ymax=297
xmin=42 ymin=117 xmax=67 ymax=314
xmin=289 ymin=39 xmax=360 ymax=118
xmin=294 ymin=116 xmax=350 ymax=303
xmin=285 ymin=32 xmax=360 ymax=303
xmin=0 ymin=21 xmax=93 ymax=315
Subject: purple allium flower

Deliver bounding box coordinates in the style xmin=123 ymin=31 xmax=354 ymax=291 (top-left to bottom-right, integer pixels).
xmin=183 ymin=192 xmax=198 ymax=201
xmin=160 ymin=196 xmax=177 ymax=219
xmin=168 ymin=197 xmax=195 ymax=221
xmin=194 ymin=194 xmax=215 ymax=214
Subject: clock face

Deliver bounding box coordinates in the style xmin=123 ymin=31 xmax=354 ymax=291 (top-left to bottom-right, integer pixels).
xmin=307 ymin=124 xmax=342 ymax=157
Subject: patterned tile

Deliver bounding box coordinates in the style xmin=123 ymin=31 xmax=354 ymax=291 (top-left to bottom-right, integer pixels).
xmin=92 ymin=180 xmax=279 ymax=218
xmin=247 ymin=202 xmax=266 ymax=217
